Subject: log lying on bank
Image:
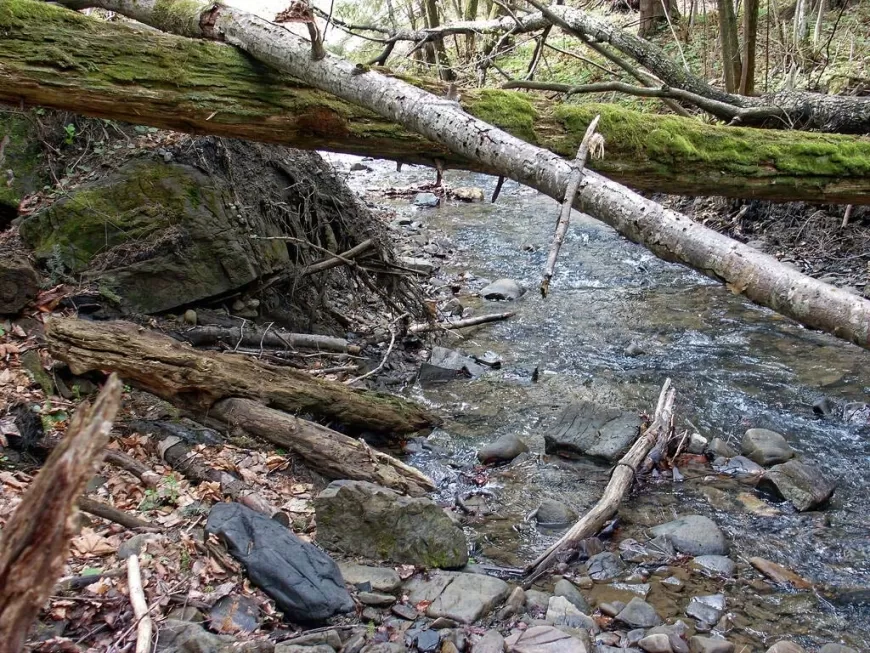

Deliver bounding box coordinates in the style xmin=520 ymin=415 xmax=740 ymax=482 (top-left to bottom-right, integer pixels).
xmin=0 ymin=375 xmax=121 ymax=653
xmin=173 ymin=325 xmax=358 ymax=354
xmin=3 ymin=1 xmax=870 ymax=205
xmin=45 ymin=317 xmax=439 ymax=436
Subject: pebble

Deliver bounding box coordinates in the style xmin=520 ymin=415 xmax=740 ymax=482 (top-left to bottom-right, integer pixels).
xmin=497 ymin=586 xmax=526 ymax=619
xmin=391 ymin=603 xmax=418 ymax=620
xmin=599 ymin=601 xmax=624 ymax=618
xmin=687 ymin=432 xmax=708 ymax=454
xmin=415 ymin=630 xmax=441 ymax=653
xmin=661 ymin=576 xmax=684 ymax=591
xmin=358 ymin=591 xmax=396 ymax=606
xmin=706 ymin=438 xmax=738 ymax=459
xmin=478 ymin=433 xmax=530 ymax=464
xmin=648 ymin=515 xmax=728 ymax=556
xmin=688 ymin=635 xmax=734 ymax=653
xmin=615 ymin=597 xmax=662 ymax=628
xmin=414 ymin=192 xmax=440 ymax=207
xmin=535 ymin=499 xmax=577 ymax=528
xmin=479 ymin=278 xmax=524 ymax=301
xmin=685 ymin=594 xmax=725 ymax=626
xmin=553 ymin=579 xmax=590 ymax=614
xmin=639 ymin=633 xmax=673 ymax=653
xmin=748 ymin=557 xmax=812 ymax=589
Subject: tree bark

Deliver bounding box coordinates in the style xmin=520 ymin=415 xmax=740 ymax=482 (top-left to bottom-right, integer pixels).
xmin=0 ymin=375 xmax=121 ymax=653
xmin=740 ymin=0 xmax=760 ymax=95
xmin=43 ymin=0 xmax=870 ymax=353
xmin=717 ymin=0 xmax=743 ymax=93
xmin=44 ymin=317 xmax=439 ymax=436
xmin=2 ymin=2 xmax=870 ymax=204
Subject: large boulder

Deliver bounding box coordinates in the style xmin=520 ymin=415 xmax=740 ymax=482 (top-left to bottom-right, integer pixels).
xmin=648 ymin=515 xmax=728 ymax=556
xmin=204 ymin=502 xmax=353 ymax=622
xmin=545 ymin=402 xmax=642 ymax=463
xmin=741 ymin=428 xmax=795 ymax=466
xmin=757 ymin=459 xmax=836 ymax=511
xmin=314 ymin=480 xmax=468 ymax=568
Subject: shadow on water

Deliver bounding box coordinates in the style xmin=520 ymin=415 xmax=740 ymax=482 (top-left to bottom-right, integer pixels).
xmin=328 ymin=154 xmax=870 ymax=649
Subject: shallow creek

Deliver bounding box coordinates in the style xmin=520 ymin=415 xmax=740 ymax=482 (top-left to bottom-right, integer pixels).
xmin=328 ymin=154 xmax=870 ymax=651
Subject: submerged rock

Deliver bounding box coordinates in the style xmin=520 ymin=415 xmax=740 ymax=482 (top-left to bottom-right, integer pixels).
xmin=688 ymin=636 xmax=733 ymax=653
xmin=414 ymin=192 xmax=440 ymax=207
xmin=757 ymin=459 xmax=836 ymax=511
xmin=748 ymin=557 xmax=812 ymax=589
xmin=204 ymin=502 xmax=352 ymax=622
xmin=505 ymin=626 xmax=590 ymax=653
xmin=741 ymin=428 xmax=795 ymax=466
xmin=685 ymin=594 xmax=725 ymax=627
xmin=315 ymin=480 xmax=468 ymax=568
xmin=479 ymin=278 xmax=524 ymax=301
xmin=535 ymin=499 xmax=577 ymax=528
xmin=690 ymin=555 xmax=735 ymax=577
xmin=405 ymin=572 xmax=509 ymax=623
xmin=714 ymin=455 xmax=764 ymax=477
xmin=478 ymin=433 xmax=529 ymax=464
xmin=586 ymin=551 xmax=626 ymax=581
xmin=419 ymin=346 xmax=486 ymax=386
xmin=765 ymin=642 xmax=807 ymax=653
xmin=648 ymin=515 xmax=728 ymax=556
xmin=545 ymin=402 xmax=643 ymax=463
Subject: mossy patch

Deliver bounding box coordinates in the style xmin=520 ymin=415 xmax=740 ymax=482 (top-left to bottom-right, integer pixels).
xmin=465 ymin=89 xmax=539 ymax=145
xmin=0 ymin=111 xmax=46 ymax=214
xmin=152 ymin=0 xmax=211 ymax=36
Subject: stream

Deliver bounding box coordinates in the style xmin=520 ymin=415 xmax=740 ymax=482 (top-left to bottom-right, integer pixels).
xmin=329 ymin=154 xmax=870 ymax=651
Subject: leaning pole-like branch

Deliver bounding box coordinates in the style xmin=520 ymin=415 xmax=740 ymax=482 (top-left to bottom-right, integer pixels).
xmin=541 ymin=115 xmax=600 ymax=298
xmin=126 ymin=554 xmax=153 ymax=653
xmin=0 ymin=374 xmax=122 ymax=653
xmin=526 ymin=379 xmax=676 ymax=577
xmin=47 ymin=0 xmax=870 ymax=351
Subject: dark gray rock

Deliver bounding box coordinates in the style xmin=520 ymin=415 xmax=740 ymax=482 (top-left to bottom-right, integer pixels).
xmin=276 ymin=646 xmax=334 ymax=653
xmin=419 ymin=347 xmax=486 ymax=386
xmin=208 ymin=595 xmax=261 ymax=634
xmin=685 ymin=594 xmax=725 ymax=627
xmin=415 ymin=630 xmax=441 ymax=652
xmin=278 ymin=629 xmax=342 ymax=649
xmin=812 ymin=397 xmax=836 ymax=416
xmin=648 ymin=515 xmax=728 ymax=556
xmin=690 ymin=556 xmax=735 ymax=577
xmin=706 ymin=438 xmax=738 ymax=459
xmin=545 ymin=403 xmax=643 ymax=463
xmin=315 ymin=481 xmax=468 ymax=568
xmin=478 ymin=433 xmax=529 ymax=464
xmin=205 ymin=502 xmax=352 ymax=622
xmin=474 ymin=351 xmax=503 ymax=368
xmin=361 ymin=644 xmax=406 ymax=653
xmin=391 ymin=603 xmax=418 ymax=620
xmin=480 ymin=278 xmax=524 ymax=301
xmin=553 ymin=579 xmax=590 ymax=614
xmin=414 ymin=192 xmax=440 ymax=207
xmin=741 ymin=429 xmax=795 ymax=466
xmin=157 ymin=620 xmax=226 ymax=652
xmin=714 ymin=455 xmax=763 ymax=476
xmin=350 ymin=162 xmax=372 ymax=172
xmin=359 ymin=592 xmax=396 ymax=606
xmin=757 ymin=459 xmax=836 ymax=511
xmin=615 ymin=597 xmax=662 ymax=628
xmin=586 ymin=552 xmax=626 ymax=580
xmin=546 ymin=596 xmax=597 ymax=632
xmin=536 ymin=500 xmax=577 ymax=528
xmin=400 ymin=257 xmax=436 ymax=274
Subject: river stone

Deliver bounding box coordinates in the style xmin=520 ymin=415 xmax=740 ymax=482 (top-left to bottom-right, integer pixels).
xmin=688 ymin=636 xmax=734 ymax=653
xmin=277 ymin=647 xmax=335 ymax=653
xmin=478 ymin=434 xmax=530 ymax=464
xmin=586 ymin=552 xmax=626 ymax=580
xmin=714 ymin=456 xmax=764 ymax=476
xmin=690 ymin=556 xmax=735 ymax=577
xmin=339 ymin=563 xmax=401 ymax=593
xmin=819 ymin=645 xmax=858 ymax=653
xmin=420 ymin=347 xmax=486 ymax=385
xmin=204 ymin=502 xmax=352 ymax=622
xmin=315 ymin=480 xmax=468 ymax=568
xmin=480 ymin=278 xmax=524 ymax=301
xmin=638 ymin=634 xmax=672 ymax=653
xmin=453 ymin=187 xmax=485 ymax=202
xmin=476 ymin=630 xmax=506 ymax=653
xmin=685 ymin=594 xmax=725 ymax=626
xmin=359 ymin=591 xmax=396 ymax=606
xmin=414 ymin=192 xmax=440 ymax=207
xmin=526 ymin=589 xmax=552 ymax=614
xmin=648 ymin=515 xmax=728 ymax=556
xmin=536 ymin=500 xmax=577 ymax=528
xmin=706 ymin=438 xmax=738 ymax=459
xmin=545 ymin=403 xmax=643 ymax=463
xmin=361 ymin=644 xmax=406 ymax=653
xmin=757 ymin=459 xmax=836 ymax=511
xmin=505 ymin=626 xmax=590 ymax=653
xmin=158 ymin=620 xmax=226 ymax=652
xmin=615 ymin=598 xmax=662 ymax=628
xmin=765 ymin=643 xmax=806 ymax=653
xmin=546 ymin=596 xmax=596 ymax=632
xmin=208 ymin=595 xmax=260 ymax=634
xmin=405 ymin=571 xmax=509 ymax=623
xmin=553 ymin=579 xmax=590 ymax=614
xmin=741 ymin=429 xmax=795 ymax=466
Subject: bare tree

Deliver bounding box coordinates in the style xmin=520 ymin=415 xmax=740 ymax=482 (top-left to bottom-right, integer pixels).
xmin=717 ymin=0 xmax=742 ymax=93
xmin=740 ymin=0 xmax=760 ymax=94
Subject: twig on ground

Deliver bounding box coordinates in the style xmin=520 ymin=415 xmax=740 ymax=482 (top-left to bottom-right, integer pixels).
xmin=126 ymin=555 xmax=152 ymax=653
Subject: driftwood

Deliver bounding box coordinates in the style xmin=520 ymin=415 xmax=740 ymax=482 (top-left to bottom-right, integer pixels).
xmin=78 ymin=496 xmax=160 ymax=531
xmin=0 ymin=375 xmax=122 ymax=653
xmin=526 ymin=379 xmax=676 ymax=576
xmin=174 ymin=325 xmax=355 ymax=354
xmin=408 ymin=312 xmax=515 ymax=333
xmin=45 ymin=317 xmax=438 ymax=437
xmin=209 ymin=398 xmax=436 ymax=497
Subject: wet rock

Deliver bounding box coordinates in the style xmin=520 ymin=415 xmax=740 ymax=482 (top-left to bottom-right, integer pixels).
xmin=688 ymin=636 xmax=733 ymax=653
xmin=391 ymin=603 xmax=419 ymax=620
xmin=359 ymin=592 xmax=396 ymax=606
xmin=706 ymin=438 xmax=738 ymax=459
xmin=624 ymin=342 xmax=645 ymax=357
xmin=414 ymin=192 xmax=440 ymax=207
xmin=315 ymin=480 xmax=468 ymax=568
xmin=714 ymin=455 xmax=763 ymax=477
xmin=620 ymin=536 xmax=675 ymax=565
xmin=205 ymin=502 xmax=352 ymax=622
xmin=208 ymin=595 xmax=260 ymax=634
xmin=350 ymin=162 xmax=372 ymax=172
xmin=615 ymin=598 xmax=662 ymax=628
xmin=741 ymin=428 xmax=795 ymax=466
xmin=475 ymin=630 xmax=506 ymax=653
xmin=661 ymin=576 xmax=684 ymax=591
xmin=546 ymin=596 xmax=597 ymax=632
xmin=819 ymin=645 xmax=858 ymax=653
xmin=279 ymin=629 xmax=342 ymax=649
xmin=812 ymin=397 xmax=836 ymax=416
xmin=480 ymin=278 xmax=524 ymax=301
xmin=505 ymin=626 xmax=590 ymax=653
xmin=400 ymin=257 xmax=437 ymax=274
xmin=611 ymin=582 xmax=650 ymax=599
xmin=416 ymin=630 xmax=442 ymax=652
xmin=757 ymin=459 xmax=836 ymax=511
xmin=598 ymin=601 xmax=624 ymax=618
xmin=748 ymin=557 xmax=812 ymax=589
xmin=690 ymin=556 xmax=735 ymax=577
xmin=554 ymin=579 xmax=590 ymax=614
xmin=765 ymin=643 xmax=806 ymax=653
xmin=478 ymin=434 xmax=529 ymax=464
xmin=420 ymin=346 xmax=486 ymax=386
xmin=536 ymin=500 xmax=577 ymax=528
xmin=452 ymin=187 xmax=485 ymax=202
xmin=648 ymin=515 xmax=728 ymax=556
xmin=843 ymin=402 xmax=870 ymax=424
xmin=586 ymin=552 xmax=626 ymax=581
xmin=687 ymin=432 xmax=708 ymax=455
xmin=685 ymin=594 xmax=725 ymax=627
xmin=545 ymin=403 xmax=643 ymax=463
xmin=474 ymin=351 xmax=503 ymax=368
xmin=405 ymin=572 xmax=509 ymax=624
xmin=339 ymin=563 xmax=401 ymax=593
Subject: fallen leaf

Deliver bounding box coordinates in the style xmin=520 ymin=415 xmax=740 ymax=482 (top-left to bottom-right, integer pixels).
xmin=71 ymin=529 xmax=116 ymax=557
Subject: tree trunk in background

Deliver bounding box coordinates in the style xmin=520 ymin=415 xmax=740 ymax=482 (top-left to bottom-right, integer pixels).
xmin=740 ymin=0 xmax=760 ymax=94
xmin=464 ymin=0 xmax=479 ymax=60
xmin=793 ymin=0 xmax=809 ymax=45
xmin=639 ymin=0 xmax=677 ymax=36
xmin=718 ymin=0 xmax=743 ymax=92
xmin=423 ymin=0 xmax=456 ymax=81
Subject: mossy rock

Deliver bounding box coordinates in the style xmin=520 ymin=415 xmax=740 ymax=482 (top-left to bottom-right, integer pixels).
xmin=0 ymin=111 xmax=46 ymax=222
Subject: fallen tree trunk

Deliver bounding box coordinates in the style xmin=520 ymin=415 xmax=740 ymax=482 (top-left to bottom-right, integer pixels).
xmin=44 ymin=317 xmax=439 ymax=436
xmin=1 ymin=3 xmax=870 ymax=205
xmin=45 ymin=1 xmax=870 ymax=351
xmin=173 ymin=325 xmax=356 ymax=354
xmin=0 ymin=375 xmax=121 ymax=653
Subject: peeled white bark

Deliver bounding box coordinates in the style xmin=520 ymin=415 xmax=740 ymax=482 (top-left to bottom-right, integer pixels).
xmin=53 ymin=0 xmax=870 ymax=351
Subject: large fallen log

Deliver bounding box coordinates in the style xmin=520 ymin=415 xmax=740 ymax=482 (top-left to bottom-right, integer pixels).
xmin=2 ymin=1 xmax=870 ymax=205
xmin=0 ymin=375 xmax=122 ymax=653
xmin=44 ymin=317 xmax=439 ymax=436
xmin=46 ymin=0 xmax=870 ymax=351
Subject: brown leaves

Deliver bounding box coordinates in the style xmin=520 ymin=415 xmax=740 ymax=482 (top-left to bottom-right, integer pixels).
xmin=71 ymin=529 xmax=118 ymax=558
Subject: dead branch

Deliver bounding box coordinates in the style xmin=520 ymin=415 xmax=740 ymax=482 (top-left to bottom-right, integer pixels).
xmin=78 ymin=497 xmax=161 ymax=531
xmin=104 ymin=449 xmax=161 ymax=488
xmin=126 ymin=554 xmax=153 ymax=653
xmin=302 ymin=238 xmax=375 ymax=276
xmin=408 ymin=311 xmax=515 ymax=333
xmin=173 ymin=325 xmax=354 ymax=354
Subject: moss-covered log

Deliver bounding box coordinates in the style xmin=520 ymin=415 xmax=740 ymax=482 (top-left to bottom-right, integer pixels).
xmin=44 ymin=317 xmax=439 ymax=437
xmin=2 ymin=0 xmax=870 ymax=205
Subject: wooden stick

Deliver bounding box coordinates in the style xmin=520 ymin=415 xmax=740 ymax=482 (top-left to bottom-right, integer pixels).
xmin=176 ymin=325 xmax=352 ymax=354
xmin=525 ymin=378 xmax=675 ymax=576
xmin=408 ymin=311 xmax=515 ymax=333
xmin=104 ymin=449 xmax=161 ymax=488
xmin=491 ymin=175 xmax=506 ymax=203
xmin=541 ymin=115 xmax=601 ymax=298
xmin=302 ymin=239 xmax=375 ymax=276
xmin=126 ymin=554 xmax=153 ymax=653
xmin=0 ymin=375 xmax=122 ymax=653
xmin=78 ymin=497 xmax=161 ymax=531
xmin=842 ymin=204 xmax=853 ymax=228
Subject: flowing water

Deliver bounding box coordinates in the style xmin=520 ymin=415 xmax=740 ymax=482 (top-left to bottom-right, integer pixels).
xmin=329 ymin=154 xmax=870 ymax=651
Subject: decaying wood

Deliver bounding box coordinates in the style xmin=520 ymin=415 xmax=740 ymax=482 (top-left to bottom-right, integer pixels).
xmin=526 ymin=379 xmax=676 ymax=576
xmin=78 ymin=496 xmax=160 ymax=531
xmin=0 ymin=252 xmax=39 ymax=316
xmin=104 ymin=449 xmax=161 ymax=488
xmin=302 ymin=239 xmax=375 ymax=276
xmin=126 ymin=554 xmax=152 ymax=653
xmin=0 ymin=374 xmax=121 ymax=653
xmin=174 ymin=325 xmax=356 ymax=354
xmin=541 ymin=115 xmax=600 ymax=298
xmin=208 ymin=398 xmax=436 ymax=497
xmin=408 ymin=312 xmax=515 ymax=333
xmin=45 ymin=317 xmax=439 ymax=437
